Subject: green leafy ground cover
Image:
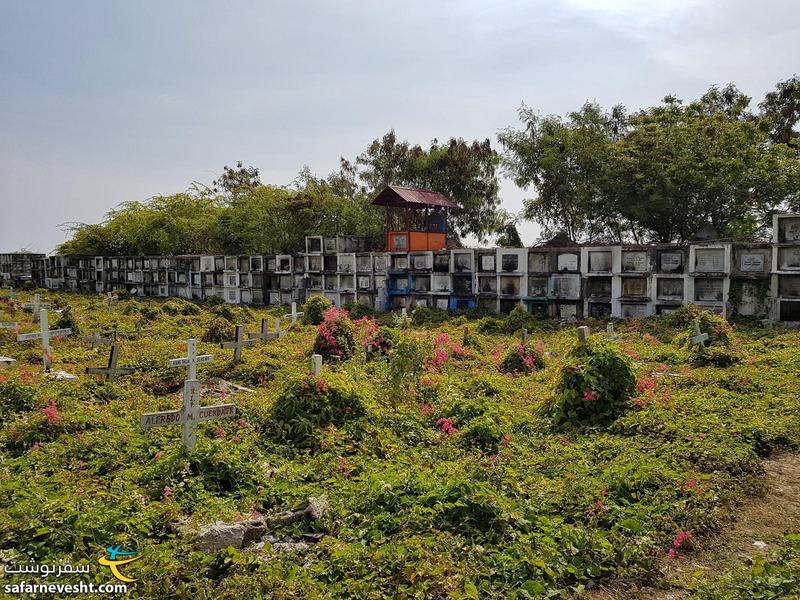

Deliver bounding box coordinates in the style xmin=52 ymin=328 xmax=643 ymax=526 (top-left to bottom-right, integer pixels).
xmin=0 ymin=293 xmax=798 ymax=598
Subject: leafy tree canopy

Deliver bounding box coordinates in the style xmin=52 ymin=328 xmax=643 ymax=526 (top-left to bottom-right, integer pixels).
xmin=500 ymin=82 xmax=800 ymax=243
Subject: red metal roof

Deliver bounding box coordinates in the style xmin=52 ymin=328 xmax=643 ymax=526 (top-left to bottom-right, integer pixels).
xmin=371 ymin=185 xmax=458 ymax=209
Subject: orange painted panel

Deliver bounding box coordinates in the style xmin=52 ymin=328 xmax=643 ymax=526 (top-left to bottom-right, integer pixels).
xmin=388 ymin=231 xmax=447 ymax=252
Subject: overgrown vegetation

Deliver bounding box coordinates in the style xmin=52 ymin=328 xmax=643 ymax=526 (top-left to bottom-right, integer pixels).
xmin=0 ymin=292 xmax=799 ymax=598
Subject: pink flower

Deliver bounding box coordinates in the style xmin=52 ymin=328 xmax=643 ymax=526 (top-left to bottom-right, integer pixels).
xmin=250 ymin=510 xmax=263 ymax=520
xmin=162 ymin=486 xmax=173 ymax=500
xmin=258 ymin=375 xmax=265 ymax=385
xmin=673 ymin=530 xmax=693 ymax=548
xmin=666 ymin=548 xmax=679 ymax=559
xmin=214 ymin=426 xmax=226 ymax=439
xmin=234 ymin=511 xmax=243 ymax=522
xmin=154 ymin=451 xmax=163 ymax=461
xmin=436 ymin=417 xmax=458 ymax=436
xmin=431 ymin=349 xmax=449 ymax=367
xmin=683 ymin=479 xmax=698 ymax=491
xmin=434 ymin=333 xmax=450 ymax=346
xmin=419 ymin=403 xmax=435 ymax=417
xmin=637 ymin=378 xmax=657 ymax=394
xmin=42 ymin=400 xmax=60 ymax=424
xmin=582 ymin=390 xmax=598 ymax=402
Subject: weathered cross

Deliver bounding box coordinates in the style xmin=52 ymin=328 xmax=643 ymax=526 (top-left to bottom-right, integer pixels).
xmin=140 ymin=339 xmax=234 ymax=449
xmin=692 ymin=320 xmax=709 ymax=348
xmin=311 ymin=353 xmax=323 ymax=376
xmin=16 ymin=309 xmax=72 ymax=372
xmin=81 ymin=330 xmax=111 ymax=349
xmin=105 ymin=292 xmax=119 ymax=311
xmin=606 ymin=322 xmax=619 ymax=341
xmin=220 ymin=325 xmax=256 ymax=362
xmin=576 ymin=325 xmax=591 ymax=344
xmin=86 ymin=344 xmax=135 ymax=381
xmin=23 ymin=294 xmax=51 ymax=323
xmin=284 ymin=302 xmax=304 ymax=326
xmin=0 ymin=321 xmax=18 ymax=331
xmin=247 ymin=318 xmax=284 ymax=345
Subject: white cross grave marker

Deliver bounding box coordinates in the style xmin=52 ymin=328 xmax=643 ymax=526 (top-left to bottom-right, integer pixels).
xmin=81 ymin=330 xmax=111 ymax=349
xmin=606 ymin=322 xmax=619 ymax=341
xmin=23 ymin=294 xmax=51 ymax=323
xmin=692 ymin=320 xmax=709 ymax=348
xmin=220 ymin=325 xmax=256 ymax=362
xmin=0 ymin=321 xmax=18 ymax=331
xmin=247 ymin=318 xmax=284 ymax=344
xmin=576 ymin=325 xmax=590 ymax=344
xmin=86 ymin=344 xmax=135 ymax=381
xmin=311 ymin=353 xmax=323 ymax=376
xmin=283 ymin=302 xmax=304 ymax=326
xmin=16 ymin=309 xmax=72 ymax=372
xmin=140 ymin=339 xmax=235 ymax=449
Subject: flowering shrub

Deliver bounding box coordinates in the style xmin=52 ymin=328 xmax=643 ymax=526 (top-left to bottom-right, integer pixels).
xmin=548 ymin=340 xmax=636 ymax=426
xmin=365 ymin=325 xmax=396 ymax=360
xmin=270 ymin=371 xmax=366 ymax=444
xmin=312 ymin=308 xmax=357 ymax=360
xmin=499 ymin=340 xmax=545 ymax=375
xmin=303 ymin=295 xmax=333 ymax=325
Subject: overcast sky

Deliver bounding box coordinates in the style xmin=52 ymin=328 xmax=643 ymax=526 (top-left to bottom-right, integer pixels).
xmin=1 ymin=0 xmax=798 ymax=253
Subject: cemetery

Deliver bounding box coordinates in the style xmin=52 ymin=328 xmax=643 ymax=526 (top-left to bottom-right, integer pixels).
xmin=0 ymin=277 xmax=799 ymax=598
xmin=4 ymin=214 xmax=799 ymax=329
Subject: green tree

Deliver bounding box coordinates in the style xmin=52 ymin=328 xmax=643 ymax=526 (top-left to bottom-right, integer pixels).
xmin=213 ymin=161 xmax=261 ymax=198
xmin=498 ymin=102 xmax=625 ymax=242
xmin=612 ymin=88 xmax=798 ymax=241
xmin=760 ymin=76 xmax=800 ymax=145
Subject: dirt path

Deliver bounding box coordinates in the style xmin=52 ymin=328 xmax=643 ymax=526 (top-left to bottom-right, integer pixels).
xmin=586 ymin=452 xmax=800 ymax=599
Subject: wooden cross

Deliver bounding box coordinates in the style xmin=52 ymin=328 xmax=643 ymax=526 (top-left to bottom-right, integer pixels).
xmin=576 ymin=326 xmax=590 ymax=344
xmin=140 ymin=379 xmax=236 ymax=450
xmin=247 ymin=318 xmax=284 ymax=345
xmin=16 ymin=309 xmax=72 ymax=372
xmin=81 ymin=330 xmax=111 ymax=349
xmin=105 ymin=292 xmax=119 ymax=311
xmin=311 ymin=353 xmax=323 ymax=376
xmin=169 ymin=338 xmax=213 ymax=380
xmin=692 ymin=320 xmax=709 ymax=348
xmin=86 ymin=344 xmax=135 ymax=380
xmin=284 ymin=302 xmax=304 ymax=326
xmin=606 ymin=322 xmax=619 ymax=341
xmin=220 ymin=325 xmax=256 ymax=362
xmin=23 ymin=294 xmax=51 ymax=323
